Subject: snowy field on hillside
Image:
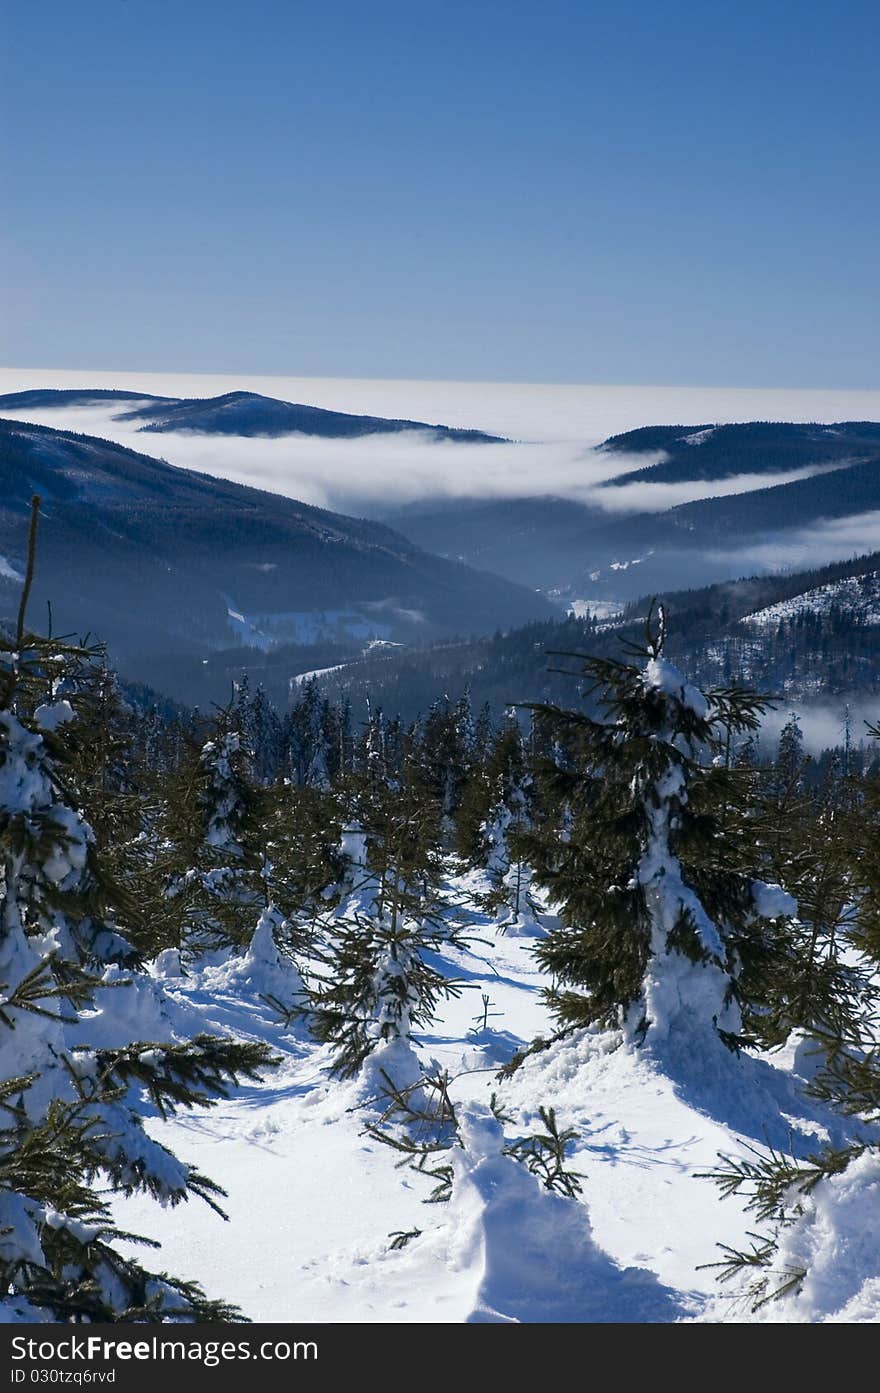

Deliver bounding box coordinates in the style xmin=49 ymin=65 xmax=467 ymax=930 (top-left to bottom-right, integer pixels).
xmin=745 ymin=571 xmax=880 ymax=628
xmin=110 ymin=868 xmax=875 ymax=1325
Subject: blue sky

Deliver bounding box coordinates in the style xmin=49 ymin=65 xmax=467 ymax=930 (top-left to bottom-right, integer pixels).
xmin=2 ymin=0 xmax=877 ymax=386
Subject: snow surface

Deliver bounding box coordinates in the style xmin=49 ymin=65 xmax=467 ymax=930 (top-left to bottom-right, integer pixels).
xmin=33 ymin=700 xmax=76 ymax=731
xmin=564 ymin=598 xmax=625 ymax=622
xmin=291 ymin=664 xmax=349 ymax=686
xmin=224 ymin=601 xmax=391 ymax=651
xmin=106 ymin=865 xmax=874 ymax=1323
xmin=744 ymin=571 xmax=880 ymax=628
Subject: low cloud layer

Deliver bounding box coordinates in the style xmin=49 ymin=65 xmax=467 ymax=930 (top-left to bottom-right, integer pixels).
xmin=593 ymin=466 xmax=839 ymax=515
xmin=760 ymin=696 xmax=880 ymax=754
xmin=3 ymin=372 xmax=880 ymax=581
xmin=711 ymin=511 xmax=880 ymax=575
xmin=4 ymin=368 xmax=880 ymax=443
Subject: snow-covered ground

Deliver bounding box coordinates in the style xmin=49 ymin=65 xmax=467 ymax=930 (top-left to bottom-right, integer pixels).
xmin=564 ymin=599 xmax=625 ymax=622
xmin=744 ymin=571 xmax=880 ymax=627
xmin=224 ymin=600 xmax=390 ymax=650
xmin=107 ymin=866 xmax=875 ymax=1324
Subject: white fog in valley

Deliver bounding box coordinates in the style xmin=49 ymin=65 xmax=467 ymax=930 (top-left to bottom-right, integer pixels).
xmin=3 ymin=369 xmax=880 ymax=530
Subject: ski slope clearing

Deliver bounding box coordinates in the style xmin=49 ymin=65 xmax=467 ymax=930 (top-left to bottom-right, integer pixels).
xmin=111 ymin=869 xmax=871 ymax=1324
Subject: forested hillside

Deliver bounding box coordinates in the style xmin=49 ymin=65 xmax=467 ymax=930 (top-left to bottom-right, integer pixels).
xmin=0 ymin=418 xmax=552 ymax=665
xmin=297 ymin=552 xmax=880 ymax=726
xmin=3 ymin=504 xmax=879 ymax=1322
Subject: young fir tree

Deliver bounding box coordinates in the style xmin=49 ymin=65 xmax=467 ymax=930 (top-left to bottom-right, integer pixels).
xmin=156 ymin=705 xmax=266 ymax=956
xmin=524 ymin=608 xmax=795 ymax=1050
xmin=259 ymin=780 xmax=345 ymax=948
xmin=309 ymin=758 xmax=461 ymax=1078
xmin=411 ymin=695 xmax=476 ymax=845
xmin=745 ymin=722 xmax=869 ymax=1049
xmin=0 ymin=502 xmax=275 ymax=1320
xmin=701 ymin=721 xmax=880 ymax=1313
xmin=49 ymin=658 xmax=164 ymax=965
xmin=456 ymin=720 xmax=539 ymax=926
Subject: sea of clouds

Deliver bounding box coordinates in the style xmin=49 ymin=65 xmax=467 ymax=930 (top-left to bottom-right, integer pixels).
xmin=3 ymin=370 xmax=880 ymax=532
xmin=3 ymin=369 xmax=880 ymax=744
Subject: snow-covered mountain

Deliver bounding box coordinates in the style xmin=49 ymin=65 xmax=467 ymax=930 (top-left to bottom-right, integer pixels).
xmin=0 ymin=388 xmax=504 ymax=442
xmin=0 ymin=417 xmax=552 ymax=667
xmin=381 ymin=421 xmax=880 ymax=599
xmin=744 ymin=569 xmax=880 ymax=627
xmin=296 ymin=550 xmax=880 ymax=725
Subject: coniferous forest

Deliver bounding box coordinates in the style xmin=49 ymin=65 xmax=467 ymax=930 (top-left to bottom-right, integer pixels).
xmin=5 ymin=0 xmax=880 ymax=1338
xmin=3 ymin=501 xmax=880 ymax=1324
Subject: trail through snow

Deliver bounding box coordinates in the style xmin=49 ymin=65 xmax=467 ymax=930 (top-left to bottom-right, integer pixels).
xmin=112 ymin=869 xmax=867 ymax=1323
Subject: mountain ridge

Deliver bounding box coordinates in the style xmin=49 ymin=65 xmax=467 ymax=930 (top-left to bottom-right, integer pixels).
xmin=0 ymin=417 xmax=552 ymax=672
xmin=296 ymin=547 xmax=880 ymax=725
xmin=0 ymin=387 xmax=505 ymax=443
xmin=381 ymin=420 xmax=880 ymax=598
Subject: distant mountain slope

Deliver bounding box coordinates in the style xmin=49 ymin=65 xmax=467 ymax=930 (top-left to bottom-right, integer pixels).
xmin=382 ymin=422 xmax=880 ymax=600
xmin=0 ymin=419 xmax=552 ymax=668
xmin=665 ymin=456 xmax=880 ymax=538
xmin=123 ymin=391 xmax=505 ymax=441
xmin=380 ymin=495 xmax=608 ymax=590
xmin=304 ymin=551 xmax=880 ymax=725
xmin=599 ymin=421 xmax=880 ymax=486
xmin=0 ymin=389 xmax=170 ymax=410
xmin=743 ymin=569 xmax=880 ymax=628
xmin=0 ymin=387 xmax=504 ymax=443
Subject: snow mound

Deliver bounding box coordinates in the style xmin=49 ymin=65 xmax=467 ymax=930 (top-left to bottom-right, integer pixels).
xmin=495 ymin=909 xmax=545 ymax=938
xmin=352 ymin=1035 xmax=427 ymax=1107
xmin=448 ymin=1110 xmax=688 ymax=1323
xmin=752 ymin=1150 xmax=880 ymax=1324
xmin=34 ymin=699 xmax=76 ymax=731
xmin=643 ymin=656 xmax=708 ymax=718
xmin=202 ymin=907 xmax=305 ymax=1006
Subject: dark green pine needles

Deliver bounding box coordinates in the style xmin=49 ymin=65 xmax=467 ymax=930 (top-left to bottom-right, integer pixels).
xmin=522 ymin=608 xmax=794 ymax=1048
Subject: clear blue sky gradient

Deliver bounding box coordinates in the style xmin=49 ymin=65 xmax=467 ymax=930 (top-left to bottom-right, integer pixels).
xmin=2 ymin=0 xmax=878 ymax=386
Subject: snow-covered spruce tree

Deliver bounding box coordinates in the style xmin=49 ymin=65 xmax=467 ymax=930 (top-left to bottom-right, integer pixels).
xmin=286 ymin=678 xmax=333 ymax=789
xmin=198 ymin=706 xmax=262 ymax=860
xmin=456 ymin=720 xmax=528 ymax=865
xmin=744 ymin=721 xmax=869 ymax=1050
xmin=309 ymin=772 xmax=461 ymax=1078
xmin=229 ymin=676 xmax=285 ymax=786
xmin=308 ymin=913 xmax=461 ymax=1080
xmin=525 ymin=607 xmax=796 ymax=1050
xmin=848 ymin=720 xmax=880 ymax=963
xmin=410 ymin=694 xmax=476 ymax=846
xmin=697 ymin=725 xmax=880 ymax=1316
xmin=156 ymin=704 xmax=267 ymax=956
xmin=0 ymin=503 xmax=275 ymax=1319
xmin=259 ymin=780 xmax=345 ymax=954
xmin=456 ymin=720 xmax=539 ymax=927
xmin=0 ymin=623 xmax=148 ymax=972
